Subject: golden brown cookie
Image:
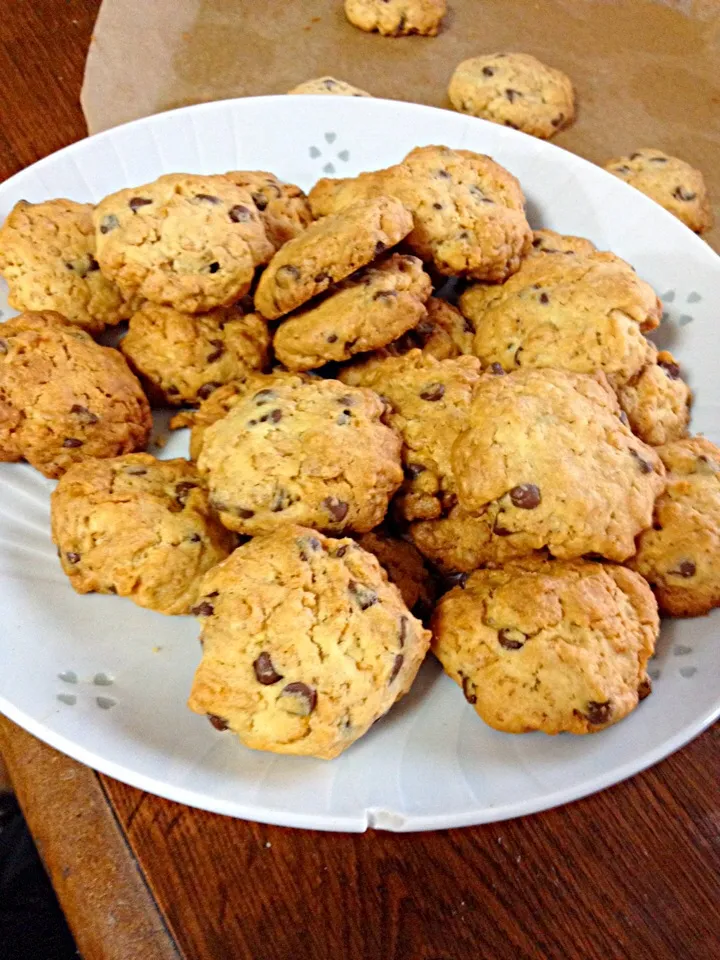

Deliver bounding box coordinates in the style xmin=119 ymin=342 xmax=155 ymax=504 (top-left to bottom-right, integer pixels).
xmin=616 ymin=348 xmax=691 ymax=447
xmin=120 ymin=301 xmax=271 ymax=406
xmin=273 ymin=253 xmax=431 ymax=371
xmin=223 ymin=171 xmax=313 ymax=249
xmin=94 ymin=174 xmax=273 ymax=312
xmin=628 ymin=437 xmax=720 ymax=617
xmin=170 ymin=371 xmax=313 ymax=460
xmin=197 ymin=378 xmax=403 ymax=535
xmin=309 ymin=145 xmax=532 ymax=282
xmin=51 ymin=454 xmax=235 ymax=615
xmin=528 ymin=229 xmax=597 ymax=257
xmin=255 ymin=196 xmax=412 ymax=320
xmin=339 ymin=349 xmax=482 ymax=521
xmin=0 ymin=199 xmax=135 ymax=333
xmin=604 ymin=149 xmax=713 ymax=234
xmin=459 ymin=249 xmax=660 ymax=384
xmin=0 ymin=311 xmax=151 ymax=479
xmin=287 ymin=77 xmax=372 ymax=97
xmin=356 ymin=529 xmax=435 ymax=617
xmin=187 ymin=525 xmax=431 ymax=759
xmin=451 ymin=369 xmax=666 ymax=563
xmin=344 ymin=0 xmax=446 ymax=36
xmin=432 ymin=557 xmax=658 ymax=734
xmin=448 ymin=53 xmax=575 ymax=139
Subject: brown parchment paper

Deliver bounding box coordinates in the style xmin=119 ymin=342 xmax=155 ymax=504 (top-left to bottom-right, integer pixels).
xmin=82 ymin=0 xmax=719 ymax=249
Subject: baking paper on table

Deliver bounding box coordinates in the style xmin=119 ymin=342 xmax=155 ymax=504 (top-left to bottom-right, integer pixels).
xmin=82 ymin=0 xmax=719 ymax=250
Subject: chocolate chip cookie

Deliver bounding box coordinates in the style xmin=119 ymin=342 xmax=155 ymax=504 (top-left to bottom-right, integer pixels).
xmin=604 ymin=149 xmax=713 ymax=234
xmin=339 ymin=349 xmax=482 ymax=521
xmin=254 ymin=196 xmax=413 ymax=320
xmin=0 ymin=199 xmax=135 ymax=333
xmin=528 ymin=229 xmax=597 ymax=257
xmin=448 ymin=53 xmax=575 ymax=139
xmin=344 ymin=0 xmax=446 ymax=36
xmin=451 ymin=368 xmax=666 ymax=562
xmin=432 ymin=557 xmax=658 ymax=734
xmin=0 ymin=311 xmax=151 ymax=479
xmin=121 ymin=301 xmax=271 ymax=406
xmin=356 ymin=528 xmax=435 ymax=617
xmin=616 ymin=347 xmax=691 ymax=447
xmin=308 ymin=145 xmax=532 ymax=282
xmin=51 ymin=454 xmax=235 ymax=615
xmin=273 ymin=253 xmax=431 ymax=371
xmin=287 ymin=76 xmax=372 ymax=97
xmin=223 ymin=171 xmax=313 ymax=250
xmin=197 ymin=378 xmax=403 ymax=535
xmin=628 ymin=437 xmax=720 ymax=617
xmin=459 ymin=249 xmax=661 ymax=384
xmin=94 ymin=173 xmax=274 ymax=312
xmin=187 ymin=525 xmax=431 ymax=759
xmin=171 ymin=371 xmax=312 ymax=460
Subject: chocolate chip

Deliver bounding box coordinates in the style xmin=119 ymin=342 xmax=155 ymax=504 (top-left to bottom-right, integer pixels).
xmin=251 ymin=192 xmax=269 ymax=211
xmin=124 ymin=464 xmax=148 ymax=475
xmin=208 ymin=262 xmax=221 ymax=274
xmin=375 ymin=240 xmax=386 ymax=255
xmin=253 ymin=389 xmax=276 ymax=405
xmin=70 ymin=404 xmax=99 ymax=425
xmin=337 ymin=410 xmax=352 ymax=425
xmin=206 ymin=339 xmax=224 ymax=363
xmin=197 ymin=382 xmax=221 ymax=400
xmin=462 ymin=676 xmax=477 ymax=704
xmin=0 ymin=339 xmax=8 ymax=355
xmin=532 ymin=237 xmax=542 ymax=248
xmin=658 ymin=358 xmax=681 ymax=379
xmin=326 ymin=334 xmax=338 ymax=343
xmin=404 ymin=463 xmax=426 ymax=480
xmin=539 ymin=292 xmax=550 ymax=304
xmin=630 ymin=449 xmax=654 ymax=474
xmin=279 ymin=682 xmax=316 ymax=716
xmin=498 ymin=628 xmax=525 ymax=650
xmin=196 ymin=194 xmax=222 ymax=205
xmin=551 ymin=113 xmax=565 ymax=127
xmin=65 ymin=551 xmax=81 ymax=564
xmin=348 ymin=581 xmax=378 ymax=610
xmin=166 ymin=385 xmax=180 ymax=396
xmin=585 ymin=700 xmax=612 ymax=725
xmin=436 ymin=169 xmax=451 ymax=179
xmin=174 ymin=481 xmax=197 ymax=506
xmin=128 ymin=196 xmax=152 ymax=212
xmin=673 ymin=186 xmax=696 ymax=202
xmin=277 ymin=264 xmax=301 ymax=283
xmin=373 ymin=290 xmax=397 ymax=301
xmin=399 ymin=617 xmax=409 ymax=647
xmin=638 ymin=678 xmax=652 ymax=701
xmin=419 ymin=382 xmax=445 ymax=402
xmin=259 ymin=408 xmax=283 ymax=424
xmin=208 ymin=714 xmax=228 ymax=731
xmin=505 ymin=88 xmax=522 ymax=102
xmin=493 ymin=516 xmax=513 ymax=536
xmin=270 ymin=488 xmax=292 ymax=512
xmin=253 ymin=652 xmax=283 ymax=685
xmin=489 ymin=362 xmax=505 ymax=376
xmin=230 ymin=204 xmax=254 ymax=223
xmin=509 ymin=484 xmax=541 ymax=509
xmin=191 ymin=600 xmax=215 ymax=617
xmin=338 ymin=395 xmax=356 ymax=407
xmin=314 ymin=271 xmax=332 ymax=284
xmin=650 ymin=156 xmax=668 ymax=164
xmin=323 ymin=496 xmax=349 ymax=522
xmin=389 ymin=654 xmax=404 ymax=684
xmin=62 ymin=438 xmax=83 ymax=448
xmin=482 ymin=66 xmax=494 ymax=76
xmin=432 ymin=202 xmax=443 ymax=210
xmin=613 ymin=165 xmax=631 ymax=175
xmin=297 ymin=535 xmax=322 ymax=560
xmin=188 ymin=533 xmax=202 ymax=543
xmin=99 ymin=214 xmax=119 ymax=234
xmin=233 ymin=507 xmax=255 ymax=519
xmin=334 ymin=544 xmax=350 ymax=558
xmin=671 ymin=559 xmax=696 ymax=578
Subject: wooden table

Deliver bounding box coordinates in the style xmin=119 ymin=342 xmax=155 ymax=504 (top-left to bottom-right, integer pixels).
xmin=1 ymin=3 xmax=719 ymax=958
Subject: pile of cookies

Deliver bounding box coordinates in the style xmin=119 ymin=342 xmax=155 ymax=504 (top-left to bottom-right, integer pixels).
xmin=0 ymin=143 xmax=717 ymax=761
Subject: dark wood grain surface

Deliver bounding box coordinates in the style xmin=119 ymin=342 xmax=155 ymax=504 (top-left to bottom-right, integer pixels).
xmin=1 ymin=3 xmax=719 ymax=960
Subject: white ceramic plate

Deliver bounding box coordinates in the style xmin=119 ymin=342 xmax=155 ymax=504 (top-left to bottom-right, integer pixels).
xmin=1 ymin=97 xmax=718 ymax=832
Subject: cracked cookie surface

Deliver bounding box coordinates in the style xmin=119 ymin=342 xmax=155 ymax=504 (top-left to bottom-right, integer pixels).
xmin=187 ymin=525 xmax=431 ymax=759
xmin=223 ymin=170 xmax=313 ymax=250
xmin=628 ymin=437 xmax=720 ymax=617
xmin=197 ymin=378 xmax=403 ymax=535
xmin=616 ymin=347 xmax=691 ymax=447
xmin=273 ymin=253 xmax=431 ymax=370
xmin=94 ymin=173 xmax=273 ymax=312
xmin=0 ymin=199 xmax=136 ymax=334
xmin=51 ymin=454 xmax=235 ymax=615
xmin=0 ymin=311 xmax=151 ymax=478
xmin=432 ymin=556 xmax=658 ymax=734
xmin=344 ymin=0 xmax=446 ymax=36
xmin=121 ymin=301 xmax=270 ymax=406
